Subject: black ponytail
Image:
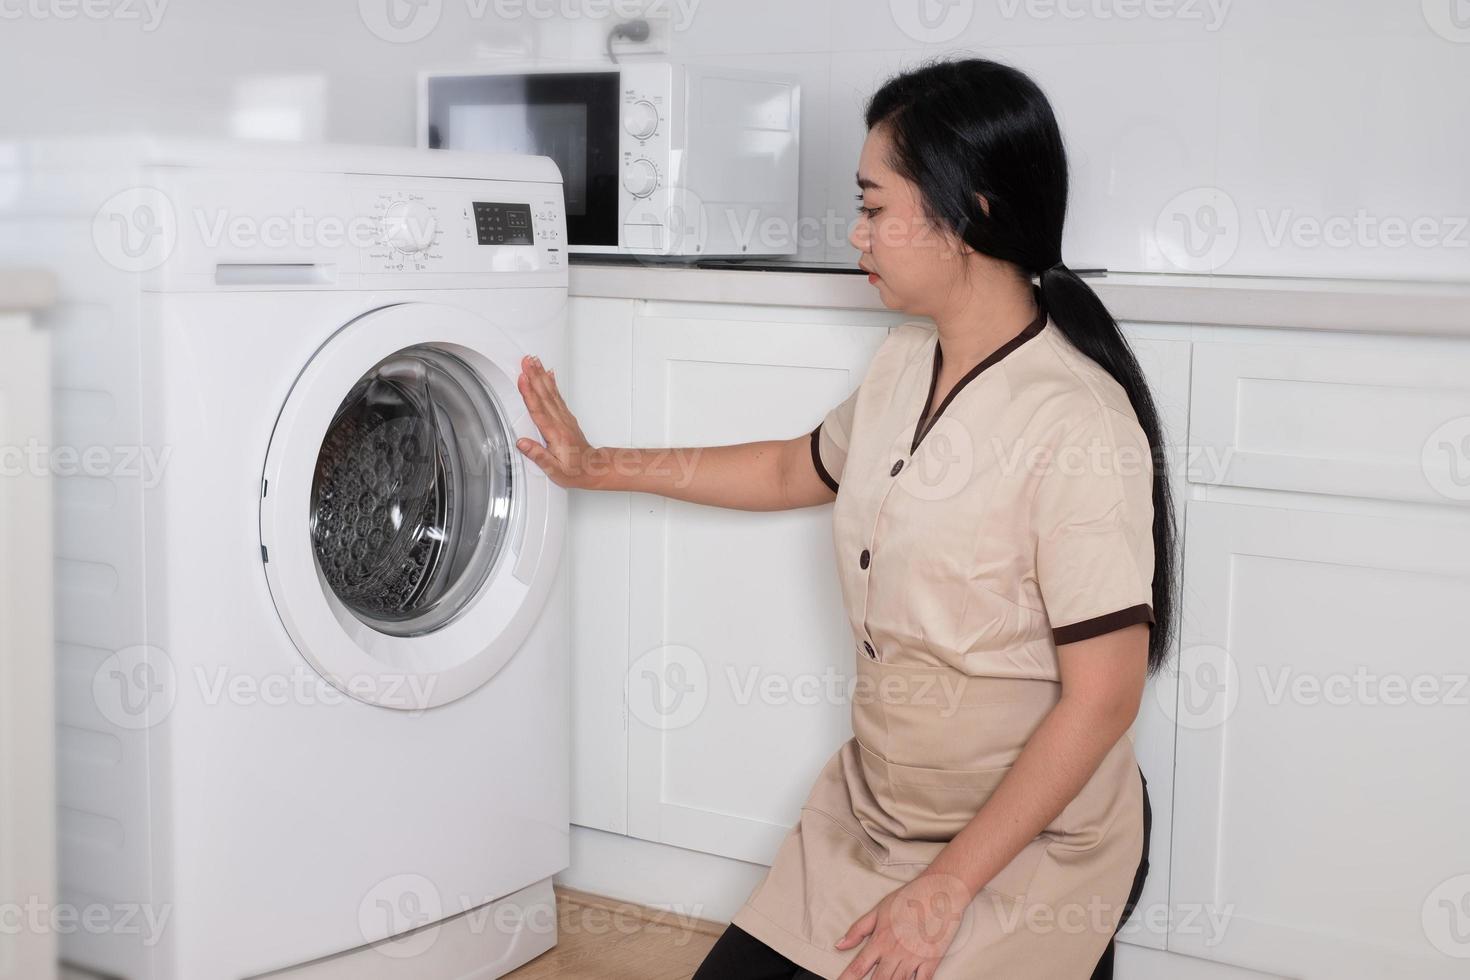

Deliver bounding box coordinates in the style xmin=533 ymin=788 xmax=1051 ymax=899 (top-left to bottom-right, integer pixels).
xmin=866 ymin=57 xmax=1178 ymax=678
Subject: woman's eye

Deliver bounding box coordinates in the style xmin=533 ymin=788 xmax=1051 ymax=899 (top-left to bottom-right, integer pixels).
xmin=853 ymin=194 xmax=880 ymax=218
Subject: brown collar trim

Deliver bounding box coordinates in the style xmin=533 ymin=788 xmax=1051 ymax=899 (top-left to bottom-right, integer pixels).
xmin=910 ymin=286 xmax=1048 ymax=455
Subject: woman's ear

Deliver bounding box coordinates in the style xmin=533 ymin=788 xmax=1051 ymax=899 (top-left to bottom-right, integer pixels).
xmin=975 ymin=192 xmax=991 ymax=217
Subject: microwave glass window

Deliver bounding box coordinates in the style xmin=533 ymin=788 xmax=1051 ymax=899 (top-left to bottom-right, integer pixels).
xmin=449 ymin=104 xmax=587 ymax=216
xmin=427 ymin=72 xmax=619 ymax=247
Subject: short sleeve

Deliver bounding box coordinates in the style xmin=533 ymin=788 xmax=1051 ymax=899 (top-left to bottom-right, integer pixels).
xmin=809 ymin=383 xmax=860 ymax=493
xmin=1032 ymin=406 xmax=1156 ymax=646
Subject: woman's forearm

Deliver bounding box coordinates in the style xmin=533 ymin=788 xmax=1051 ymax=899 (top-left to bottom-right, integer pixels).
xmin=922 ymin=695 xmax=1136 ymax=901
xmin=587 ymin=439 xmax=796 ymax=511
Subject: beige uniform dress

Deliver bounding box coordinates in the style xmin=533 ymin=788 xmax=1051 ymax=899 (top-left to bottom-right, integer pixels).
xmin=729 ymin=289 xmax=1155 ymax=979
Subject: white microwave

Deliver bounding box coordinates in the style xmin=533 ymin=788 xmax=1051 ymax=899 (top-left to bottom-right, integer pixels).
xmin=420 ymin=63 xmax=800 ymax=258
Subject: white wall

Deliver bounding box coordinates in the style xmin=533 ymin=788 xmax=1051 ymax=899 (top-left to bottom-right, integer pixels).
xmin=1 ymin=0 xmax=1464 ymax=280
xmin=671 ymin=0 xmax=1470 ymax=279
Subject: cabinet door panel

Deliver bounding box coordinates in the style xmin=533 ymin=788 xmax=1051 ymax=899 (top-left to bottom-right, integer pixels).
xmin=1189 ymin=338 xmax=1470 ymax=505
xmin=568 ymin=296 xmax=637 ymax=835
xmin=626 ymin=311 xmax=889 ymax=862
xmin=1171 ymin=500 xmax=1470 ymax=978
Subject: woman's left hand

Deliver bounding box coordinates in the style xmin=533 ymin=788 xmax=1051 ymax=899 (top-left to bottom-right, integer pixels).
xmin=834 ymin=872 xmax=974 ymax=980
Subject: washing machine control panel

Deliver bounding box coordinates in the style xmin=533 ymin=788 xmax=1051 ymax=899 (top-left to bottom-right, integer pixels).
xmin=472 ymin=201 xmax=532 ymax=245
xmin=354 ymin=178 xmax=566 ymax=277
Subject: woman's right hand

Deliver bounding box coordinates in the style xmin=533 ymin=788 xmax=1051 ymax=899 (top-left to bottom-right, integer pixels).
xmin=514 ymin=354 xmax=608 ymax=491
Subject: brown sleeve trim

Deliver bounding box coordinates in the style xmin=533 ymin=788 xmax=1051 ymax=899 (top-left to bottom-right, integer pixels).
xmin=809 ymin=424 xmax=839 ymax=494
xmin=1052 ymin=603 xmax=1154 ymax=646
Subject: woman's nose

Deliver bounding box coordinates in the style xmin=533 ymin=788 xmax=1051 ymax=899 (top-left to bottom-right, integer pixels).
xmin=848 ymin=215 xmax=869 ymax=252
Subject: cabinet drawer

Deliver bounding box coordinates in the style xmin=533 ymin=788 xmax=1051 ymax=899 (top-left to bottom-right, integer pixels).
xmin=1188 ymin=338 xmax=1470 ymax=505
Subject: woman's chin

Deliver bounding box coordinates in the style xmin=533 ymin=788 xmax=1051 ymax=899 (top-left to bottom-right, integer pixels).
xmin=871 ymin=280 xmax=904 ymax=309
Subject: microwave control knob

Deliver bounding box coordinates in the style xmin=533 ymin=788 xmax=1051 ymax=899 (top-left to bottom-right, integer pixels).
xmin=624 ymin=100 xmax=659 ymax=140
xmin=623 ymin=159 xmax=659 ymax=198
xmin=382 ymin=200 xmax=437 ymax=254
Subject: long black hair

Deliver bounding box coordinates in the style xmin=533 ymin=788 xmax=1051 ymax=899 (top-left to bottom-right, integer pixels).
xmin=866 ymin=56 xmax=1177 ymax=678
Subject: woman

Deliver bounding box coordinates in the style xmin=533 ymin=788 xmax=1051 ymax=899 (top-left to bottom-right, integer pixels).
xmin=514 ymin=56 xmax=1175 ymax=980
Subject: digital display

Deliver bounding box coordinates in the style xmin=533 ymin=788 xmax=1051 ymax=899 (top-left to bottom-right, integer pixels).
xmin=473 ymin=202 xmax=534 ymax=246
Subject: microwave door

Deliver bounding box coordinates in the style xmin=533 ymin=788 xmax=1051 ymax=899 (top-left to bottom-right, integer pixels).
xmin=426 ymin=71 xmax=620 ymax=247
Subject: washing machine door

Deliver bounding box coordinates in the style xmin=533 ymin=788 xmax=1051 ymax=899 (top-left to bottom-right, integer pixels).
xmin=260 ymin=303 xmax=562 ymax=709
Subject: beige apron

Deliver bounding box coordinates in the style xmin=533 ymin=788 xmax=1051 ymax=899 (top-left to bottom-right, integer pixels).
xmin=730 ymin=290 xmax=1155 ymax=978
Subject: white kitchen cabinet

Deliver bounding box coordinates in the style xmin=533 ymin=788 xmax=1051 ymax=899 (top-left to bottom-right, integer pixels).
xmin=1170 ymin=497 xmax=1470 ymax=978
xmin=1114 ymin=329 xmax=1192 ymax=952
xmin=566 ymin=296 xmax=638 ymax=837
xmin=1188 ymin=335 xmax=1470 ymax=506
xmin=0 ymin=302 xmax=55 ymax=980
xmin=623 ymin=304 xmax=895 ymax=862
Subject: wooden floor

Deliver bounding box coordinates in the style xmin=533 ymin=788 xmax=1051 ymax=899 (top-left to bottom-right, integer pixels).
xmin=505 ymin=886 xmax=724 ymax=979
xmin=60 ymin=886 xmax=726 ymax=980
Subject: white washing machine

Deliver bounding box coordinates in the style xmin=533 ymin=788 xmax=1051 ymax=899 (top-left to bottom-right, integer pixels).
xmin=2 ymin=139 xmax=570 ymax=980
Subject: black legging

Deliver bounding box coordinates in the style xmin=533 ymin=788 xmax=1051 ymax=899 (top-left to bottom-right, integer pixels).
xmin=693 ymin=767 xmax=1152 ymax=980
xmin=691 ymin=923 xmax=826 ymax=980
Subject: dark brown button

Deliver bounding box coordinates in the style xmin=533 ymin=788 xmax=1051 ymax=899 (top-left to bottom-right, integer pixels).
xmin=890 ymin=460 xmax=903 ymax=476
xmin=859 ymin=549 xmax=870 ymax=569
xmin=863 ymin=641 xmax=876 ymax=658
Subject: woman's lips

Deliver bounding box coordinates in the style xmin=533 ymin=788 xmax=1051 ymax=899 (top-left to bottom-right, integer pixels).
xmin=866 ymin=270 xmax=879 ymax=284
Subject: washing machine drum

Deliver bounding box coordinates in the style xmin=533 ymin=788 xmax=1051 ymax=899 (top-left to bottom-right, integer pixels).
xmin=311 ymin=346 xmax=510 ymax=636
xmin=260 ymin=303 xmax=562 ymax=710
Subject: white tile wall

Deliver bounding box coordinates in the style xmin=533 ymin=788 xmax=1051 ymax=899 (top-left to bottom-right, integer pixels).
xmin=670 ymin=0 xmax=1468 ymax=279
xmin=2 ymin=0 xmax=1461 ymax=276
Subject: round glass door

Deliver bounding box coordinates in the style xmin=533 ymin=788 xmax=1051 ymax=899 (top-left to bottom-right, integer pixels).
xmin=261 ymin=302 xmax=565 ymax=710
xmin=309 ymin=345 xmax=513 ymax=636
